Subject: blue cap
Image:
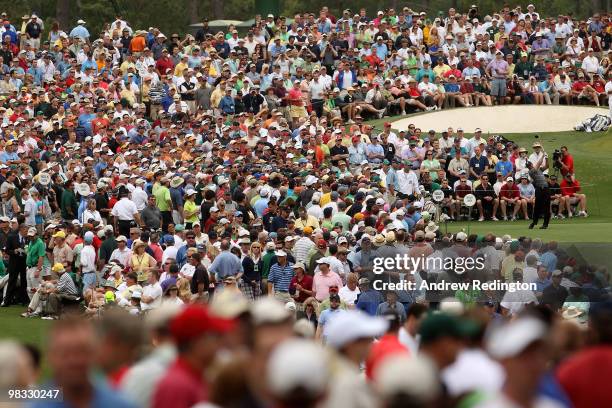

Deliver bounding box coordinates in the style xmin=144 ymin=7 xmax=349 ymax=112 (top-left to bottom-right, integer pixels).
xmin=163 ymin=234 xmax=175 ymax=244
xmin=234 ymin=211 xmax=243 ymax=216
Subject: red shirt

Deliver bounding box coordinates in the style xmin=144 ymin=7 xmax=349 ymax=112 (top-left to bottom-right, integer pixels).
xmin=572 ymin=81 xmax=588 ymax=92
xmin=155 ymin=57 xmax=175 ymax=75
xmin=289 ymin=274 xmax=313 ymax=303
xmin=365 ymin=334 xmax=409 ymax=379
xmin=153 ymin=358 xmax=208 ymax=408
xmin=557 ymin=346 xmax=612 ymax=408
xmin=91 ymin=117 xmax=110 ymax=135
xmin=560 ymin=154 xmax=574 ymax=176
xmin=560 ymin=179 xmax=580 ymax=196
xmin=499 ymin=183 xmax=520 ymax=199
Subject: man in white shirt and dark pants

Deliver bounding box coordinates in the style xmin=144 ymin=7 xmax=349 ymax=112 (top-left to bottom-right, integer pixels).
xmin=112 ymin=189 xmax=143 ymax=237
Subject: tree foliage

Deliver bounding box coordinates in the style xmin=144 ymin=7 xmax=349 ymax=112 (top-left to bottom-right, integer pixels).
xmin=0 ymin=0 xmax=605 ymax=39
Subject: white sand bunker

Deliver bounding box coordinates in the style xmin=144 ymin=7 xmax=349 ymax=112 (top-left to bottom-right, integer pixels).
xmin=392 ymin=105 xmax=607 ymax=134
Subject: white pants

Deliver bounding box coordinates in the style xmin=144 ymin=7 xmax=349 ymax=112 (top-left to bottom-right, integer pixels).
xmin=172 ymin=210 xmax=183 ymax=225
xmin=26 ymin=267 xmax=40 ymax=300
xmin=0 ymin=274 xmax=8 ymax=301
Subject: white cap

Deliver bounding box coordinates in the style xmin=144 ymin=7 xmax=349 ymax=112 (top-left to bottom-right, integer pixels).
xmin=251 ymin=298 xmax=292 ymax=326
xmin=325 ymin=310 xmax=388 ymax=349
xmin=267 ymin=339 xmax=329 ymax=399
xmin=455 ymin=231 xmax=468 ymax=242
xmin=374 ymin=355 xmax=440 ymax=402
xmin=486 ymin=317 xmax=547 ymax=359
xmin=275 ymin=250 xmax=287 ymax=257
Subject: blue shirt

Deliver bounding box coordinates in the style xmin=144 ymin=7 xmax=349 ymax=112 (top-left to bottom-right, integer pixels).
xmin=69 ymin=25 xmax=90 ymax=40
xmin=386 ymin=168 xmax=400 ymax=190
xmin=318 ymin=308 xmax=344 ymax=342
xmin=375 ymin=43 xmax=388 ymax=60
xmin=469 ymin=155 xmax=489 ymax=176
xmin=535 ymin=278 xmax=551 ymax=293
xmin=356 ymin=289 xmax=383 ymax=316
xmin=366 ymin=143 xmax=384 ymax=163
xmin=268 ymin=262 xmax=295 ymax=292
xmin=444 ymin=83 xmax=461 ymax=93
xmin=218 ymin=95 xmax=235 ymax=114
xmin=208 ymin=250 xmax=243 ymax=279
xmin=376 ymin=301 xmax=407 ymax=321
xmin=540 ymin=251 xmax=558 ymax=273
xmin=0 ymin=151 xmax=19 ymax=163
xmin=253 ymin=197 xmax=269 ymax=217
xmin=78 ymin=113 xmax=95 ymax=136
xmin=495 ymin=160 xmax=513 ymax=177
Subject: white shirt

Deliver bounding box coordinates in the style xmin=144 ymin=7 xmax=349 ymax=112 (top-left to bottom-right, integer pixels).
xmin=111 ymin=197 xmax=138 ymax=221
xmin=398 ymin=327 xmax=420 ymax=354
xmin=397 ymin=169 xmax=419 ymax=195
xmin=80 ymin=244 xmax=97 ymax=273
xmin=309 ymin=78 xmax=327 ymax=99
xmin=500 ymin=289 xmax=538 ymax=316
xmin=528 ymin=151 xmax=547 ymax=170
xmin=606 ymin=81 xmax=612 ymax=108
xmin=162 ymin=246 xmax=178 ymax=263
xmin=442 ymin=348 xmax=505 ymax=397
xmin=581 ymin=55 xmax=599 ymax=74
xmin=110 ymin=247 xmax=132 ymax=267
xmin=23 ymin=198 xmax=37 ymax=226
xmin=338 ymin=285 xmax=360 ymax=306
xmin=131 ymin=187 xmax=148 ymax=211
xmin=523 ymin=266 xmax=538 ymax=283
xmin=141 ymin=282 xmax=163 ymax=311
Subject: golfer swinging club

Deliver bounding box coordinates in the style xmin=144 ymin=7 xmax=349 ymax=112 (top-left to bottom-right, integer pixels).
xmin=527 ymin=154 xmax=550 ymax=230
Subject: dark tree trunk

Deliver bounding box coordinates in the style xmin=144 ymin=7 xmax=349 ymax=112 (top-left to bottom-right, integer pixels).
xmin=213 ymin=0 xmax=224 ymax=19
xmin=188 ymin=0 xmax=200 ymax=24
xmin=56 ymin=0 xmax=71 ymax=31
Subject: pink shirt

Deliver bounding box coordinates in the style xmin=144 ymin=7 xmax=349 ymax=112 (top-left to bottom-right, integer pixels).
xmin=313 ymin=271 xmax=343 ymax=301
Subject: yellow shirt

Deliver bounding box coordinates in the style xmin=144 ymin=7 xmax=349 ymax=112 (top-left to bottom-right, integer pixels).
xmin=120 ymin=61 xmax=136 ymax=75
xmin=433 ymin=64 xmax=451 ymax=78
xmin=174 ymin=61 xmax=188 ymax=77
xmin=131 ymin=253 xmax=154 ymax=282
xmin=319 ymin=192 xmax=331 ymax=207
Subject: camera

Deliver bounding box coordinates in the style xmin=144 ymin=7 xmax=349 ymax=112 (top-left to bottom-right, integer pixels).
xmin=552 ymin=149 xmax=562 ymax=169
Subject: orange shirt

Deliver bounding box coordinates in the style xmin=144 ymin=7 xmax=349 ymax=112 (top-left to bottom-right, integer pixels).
xmin=130 ymin=36 xmax=146 ymax=53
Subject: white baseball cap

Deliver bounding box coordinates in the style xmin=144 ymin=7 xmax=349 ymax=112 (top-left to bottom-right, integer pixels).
xmin=325 ymin=310 xmax=388 ymax=349
xmin=486 ymin=317 xmax=547 ymax=359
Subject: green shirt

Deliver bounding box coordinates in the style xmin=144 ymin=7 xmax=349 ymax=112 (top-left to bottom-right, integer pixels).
xmin=184 ymin=200 xmax=198 ymax=223
xmin=261 ymin=250 xmax=276 ymax=280
xmin=60 ymin=189 xmax=77 ymax=220
xmin=26 ymin=238 xmax=46 ymax=268
xmin=154 ymin=186 xmax=172 ymax=212
xmin=331 ymin=212 xmax=351 ymax=231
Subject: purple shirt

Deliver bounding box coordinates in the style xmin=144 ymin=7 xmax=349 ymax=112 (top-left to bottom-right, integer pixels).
xmin=487 ymin=59 xmax=509 ymax=79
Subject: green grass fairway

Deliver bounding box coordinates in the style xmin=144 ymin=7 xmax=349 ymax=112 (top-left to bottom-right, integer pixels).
xmin=0 ymin=306 xmax=52 ymax=375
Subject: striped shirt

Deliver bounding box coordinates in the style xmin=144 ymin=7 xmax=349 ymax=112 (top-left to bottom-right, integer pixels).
xmin=293 ymin=237 xmax=315 ymax=264
xmin=268 ymin=262 xmax=295 ymax=292
xmin=57 ymin=272 xmax=78 ymax=296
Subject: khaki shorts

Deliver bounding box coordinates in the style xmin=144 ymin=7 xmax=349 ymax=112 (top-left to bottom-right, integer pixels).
xmin=274 ymin=291 xmax=292 ymax=304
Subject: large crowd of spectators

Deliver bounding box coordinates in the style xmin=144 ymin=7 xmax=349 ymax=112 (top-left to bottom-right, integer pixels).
xmin=0 ymin=5 xmax=609 ymax=408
